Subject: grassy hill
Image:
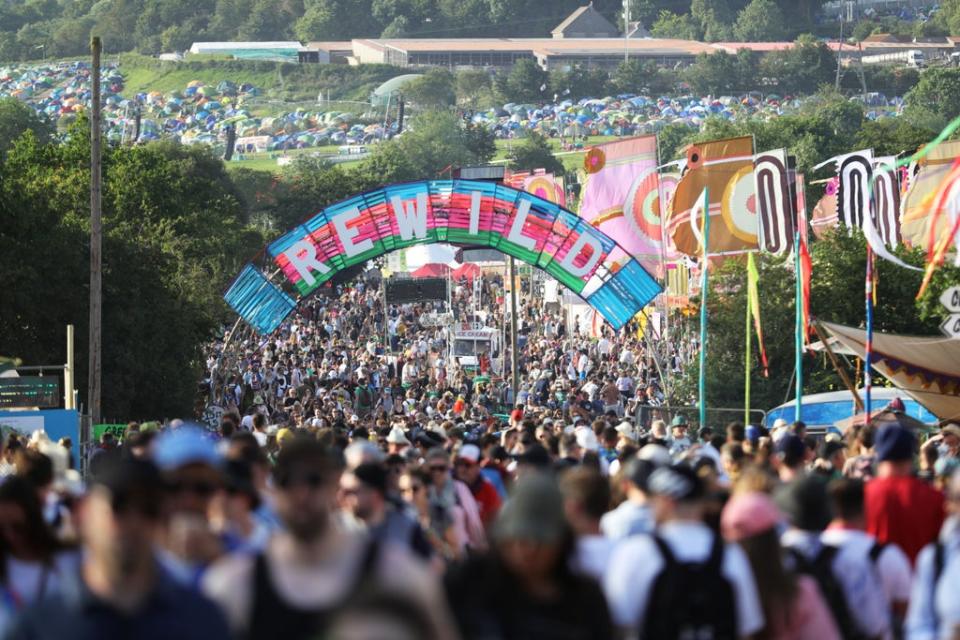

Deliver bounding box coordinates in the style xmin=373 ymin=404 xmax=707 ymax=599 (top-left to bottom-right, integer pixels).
xmin=117 ymin=54 xmax=405 ymax=104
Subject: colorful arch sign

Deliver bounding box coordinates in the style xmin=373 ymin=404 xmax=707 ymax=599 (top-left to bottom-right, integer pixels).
xmin=225 ymin=180 xmax=662 ymax=333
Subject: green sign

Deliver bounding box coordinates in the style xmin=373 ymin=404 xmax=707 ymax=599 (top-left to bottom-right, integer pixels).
xmin=0 ymin=377 xmax=59 ymax=409
xmin=93 ymin=423 xmax=126 ymax=441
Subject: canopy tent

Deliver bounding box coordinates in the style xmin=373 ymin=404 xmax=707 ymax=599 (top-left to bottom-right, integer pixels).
xmin=452 ymin=263 xmax=481 ymax=281
xmin=411 ymin=263 xmax=452 ymax=278
xmin=817 ymin=321 xmax=960 ymax=421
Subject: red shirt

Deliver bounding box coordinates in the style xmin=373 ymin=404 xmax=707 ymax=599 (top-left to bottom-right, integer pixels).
xmin=470 ymin=477 xmax=503 ymax=526
xmin=865 ymin=474 xmax=945 ymax=564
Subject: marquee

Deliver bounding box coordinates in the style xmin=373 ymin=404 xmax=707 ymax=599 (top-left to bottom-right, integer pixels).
xmin=224 ymin=180 xmax=662 ymax=333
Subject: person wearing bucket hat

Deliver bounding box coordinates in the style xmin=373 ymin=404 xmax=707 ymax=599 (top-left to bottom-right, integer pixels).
xmin=445 ymin=473 xmax=613 ymax=640
xmin=865 ymin=424 xmax=945 ymax=564
xmin=720 ymin=491 xmax=841 ymax=640
xmin=604 ymin=462 xmax=763 ymax=638
xmin=777 ymin=476 xmax=890 ymax=639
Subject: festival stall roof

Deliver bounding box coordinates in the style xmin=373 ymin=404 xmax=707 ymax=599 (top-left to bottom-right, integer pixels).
xmin=817 ymin=321 xmax=960 ymax=421
xmin=411 ymin=263 xmax=452 ymax=278
xmin=452 ymin=263 xmax=481 ymax=281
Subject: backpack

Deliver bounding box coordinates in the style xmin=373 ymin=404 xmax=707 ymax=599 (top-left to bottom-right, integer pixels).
xmin=789 ymin=545 xmax=868 ymax=640
xmin=642 ymin=534 xmax=738 ymax=640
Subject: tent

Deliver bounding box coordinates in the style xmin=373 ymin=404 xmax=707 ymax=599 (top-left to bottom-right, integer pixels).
xmin=816 ymin=322 xmax=960 ymax=421
xmin=452 ymin=263 xmax=481 ymax=281
xmin=411 ymin=263 xmax=451 ymax=278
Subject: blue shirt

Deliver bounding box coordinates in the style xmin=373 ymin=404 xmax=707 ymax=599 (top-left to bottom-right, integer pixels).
xmin=3 ymin=565 xmax=231 ymax=640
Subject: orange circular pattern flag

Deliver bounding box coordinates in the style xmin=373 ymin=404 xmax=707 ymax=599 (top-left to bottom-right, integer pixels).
xmin=584 ymin=147 xmax=606 ymax=174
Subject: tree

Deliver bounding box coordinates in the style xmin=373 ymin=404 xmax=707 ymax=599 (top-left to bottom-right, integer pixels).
xmin=691 ymin=0 xmax=734 ymax=41
xmin=0 ymin=98 xmax=52 ymax=157
xmin=759 ymin=35 xmax=836 ymax=94
xmin=650 ymin=11 xmax=700 ymax=39
xmin=404 ymin=69 xmax=456 ymax=107
xmin=456 ymin=70 xmax=494 ymax=108
xmin=683 ymin=50 xmax=756 ymax=94
xmin=507 ymin=132 xmax=565 ymax=175
xmin=733 ymin=0 xmax=786 ymax=41
xmin=904 ymin=68 xmax=960 ymax=132
xmin=550 ymin=63 xmax=610 ymax=101
xmin=854 ymin=119 xmax=935 ymax=158
xmin=496 ymin=59 xmax=549 ymax=104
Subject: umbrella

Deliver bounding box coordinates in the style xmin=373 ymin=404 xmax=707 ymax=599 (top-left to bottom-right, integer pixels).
xmin=834 ymin=399 xmax=934 ymax=433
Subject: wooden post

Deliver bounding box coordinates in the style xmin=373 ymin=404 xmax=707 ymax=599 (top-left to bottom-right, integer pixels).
xmin=88 ymin=37 xmax=103 ymax=425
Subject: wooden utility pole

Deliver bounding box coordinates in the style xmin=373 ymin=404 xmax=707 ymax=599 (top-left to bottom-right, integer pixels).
xmin=88 ymin=37 xmax=103 ymax=425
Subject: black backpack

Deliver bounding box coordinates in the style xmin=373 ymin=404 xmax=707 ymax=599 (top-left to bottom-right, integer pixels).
xmin=789 ymin=545 xmax=871 ymax=640
xmin=642 ymin=534 xmax=738 ymax=640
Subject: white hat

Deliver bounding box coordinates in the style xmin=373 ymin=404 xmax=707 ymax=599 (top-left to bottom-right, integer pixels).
xmin=576 ymin=427 xmax=599 ymax=452
xmin=458 ymin=444 xmax=481 ymax=463
xmin=386 ymin=427 xmax=410 ymax=446
xmin=616 ymin=421 xmax=637 ymax=440
xmin=638 ymin=444 xmax=672 ymax=466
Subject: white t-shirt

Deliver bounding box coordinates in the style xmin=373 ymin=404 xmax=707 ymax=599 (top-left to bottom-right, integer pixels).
xmin=604 ymin=520 xmax=764 ymax=638
xmin=573 ymin=535 xmax=615 ymax=583
xmin=820 ymin=527 xmax=912 ymax=607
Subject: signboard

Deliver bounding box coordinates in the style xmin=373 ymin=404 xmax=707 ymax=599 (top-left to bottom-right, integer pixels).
xmin=940 ymin=286 xmax=960 ymax=313
xmin=93 ymin=423 xmax=127 ymax=441
xmin=0 ymin=409 xmax=80 ymax=461
xmin=239 ymin=179 xmax=661 ymax=332
xmin=0 ymin=377 xmax=60 ymax=409
xmin=941 ymin=313 xmax=960 ymax=339
xmin=385 ymin=277 xmax=448 ymax=303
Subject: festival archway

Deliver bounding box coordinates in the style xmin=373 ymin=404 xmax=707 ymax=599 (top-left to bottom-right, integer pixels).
xmin=224 ymin=180 xmax=662 ymax=333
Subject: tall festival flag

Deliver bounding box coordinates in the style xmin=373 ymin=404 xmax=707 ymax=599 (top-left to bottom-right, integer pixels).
xmin=579 ymin=136 xmax=662 ymax=263
xmin=813 ymin=149 xmax=919 ymax=271
xmin=744 ymin=251 xmax=768 ymax=423
xmin=900 ymin=140 xmax=960 ymax=249
xmin=691 ymin=188 xmax=710 ymax=428
xmin=753 ymin=148 xmax=795 ymax=255
xmin=794 ymin=174 xmax=811 ymax=422
xmin=666 ymin=136 xmax=758 ymax=258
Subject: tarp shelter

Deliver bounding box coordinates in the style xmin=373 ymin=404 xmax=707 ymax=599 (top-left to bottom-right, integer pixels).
xmin=817 ymin=321 xmax=960 ymax=421
xmin=452 ymin=263 xmax=481 ymax=281
xmin=411 ymin=263 xmax=451 ymax=278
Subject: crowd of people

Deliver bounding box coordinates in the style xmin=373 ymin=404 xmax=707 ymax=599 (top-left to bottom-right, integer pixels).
xmin=1 ymin=273 xmax=959 ymax=639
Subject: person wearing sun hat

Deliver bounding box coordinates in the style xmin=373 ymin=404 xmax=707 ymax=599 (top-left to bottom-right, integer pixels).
xmin=720 ymin=491 xmax=840 ymax=640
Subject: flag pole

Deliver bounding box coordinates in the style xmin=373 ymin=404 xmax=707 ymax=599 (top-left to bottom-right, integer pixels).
xmin=864 ymin=245 xmax=874 ymax=419
xmin=699 ymin=188 xmax=710 ymax=429
xmin=794 ymin=231 xmax=803 ymax=423
xmin=745 ymin=254 xmax=752 ymax=424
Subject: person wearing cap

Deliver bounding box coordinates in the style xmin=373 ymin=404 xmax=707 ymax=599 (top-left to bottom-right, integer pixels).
xmin=453 ymin=444 xmax=501 ymax=526
xmin=604 ymin=463 xmax=764 ymax=638
xmin=203 ymin=438 xmax=458 ymax=640
xmin=152 ymin=427 xmax=224 ymax=587
xmin=5 ymin=455 xmax=232 ymax=640
xmin=824 ymin=478 xmax=913 ymax=636
xmin=668 ymin=415 xmax=691 ymax=457
xmin=386 ymin=426 xmax=410 ymax=455
xmin=339 ymin=463 xmax=433 ymax=561
xmin=777 ymin=476 xmax=891 ymax=639
xmin=445 ymin=473 xmax=613 ymax=640
xmin=600 ymin=445 xmax=669 ymax=540
xmin=720 ymin=491 xmax=840 ymax=640
xmin=866 ymin=425 xmax=945 ymax=564
xmin=906 ymin=468 xmax=960 ymax=640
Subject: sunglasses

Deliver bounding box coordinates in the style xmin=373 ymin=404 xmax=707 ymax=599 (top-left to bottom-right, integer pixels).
xmin=166 ymin=480 xmax=218 ymax=498
xmin=454 ymin=459 xmax=476 ymax=468
xmin=276 ymin=471 xmax=327 ymax=490
xmin=429 ymin=465 xmax=449 ymax=473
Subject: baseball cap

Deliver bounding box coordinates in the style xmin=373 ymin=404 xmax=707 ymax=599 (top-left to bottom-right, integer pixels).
xmin=670 ymin=415 xmax=688 ymax=427
xmin=458 ymin=444 xmax=481 ymax=464
xmin=153 ymin=427 xmax=220 ymax=472
xmin=721 ymin=491 xmax=782 ymax=542
xmin=875 ymin=424 xmax=915 ymax=462
xmin=493 ymin=474 xmax=567 ymax=544
xmin=646 ymin=463 xmax=704 ymax=502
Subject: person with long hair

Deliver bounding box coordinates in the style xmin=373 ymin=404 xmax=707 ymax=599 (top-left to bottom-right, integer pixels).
xmin=721 ymin=491 xmax=840 ymax=640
